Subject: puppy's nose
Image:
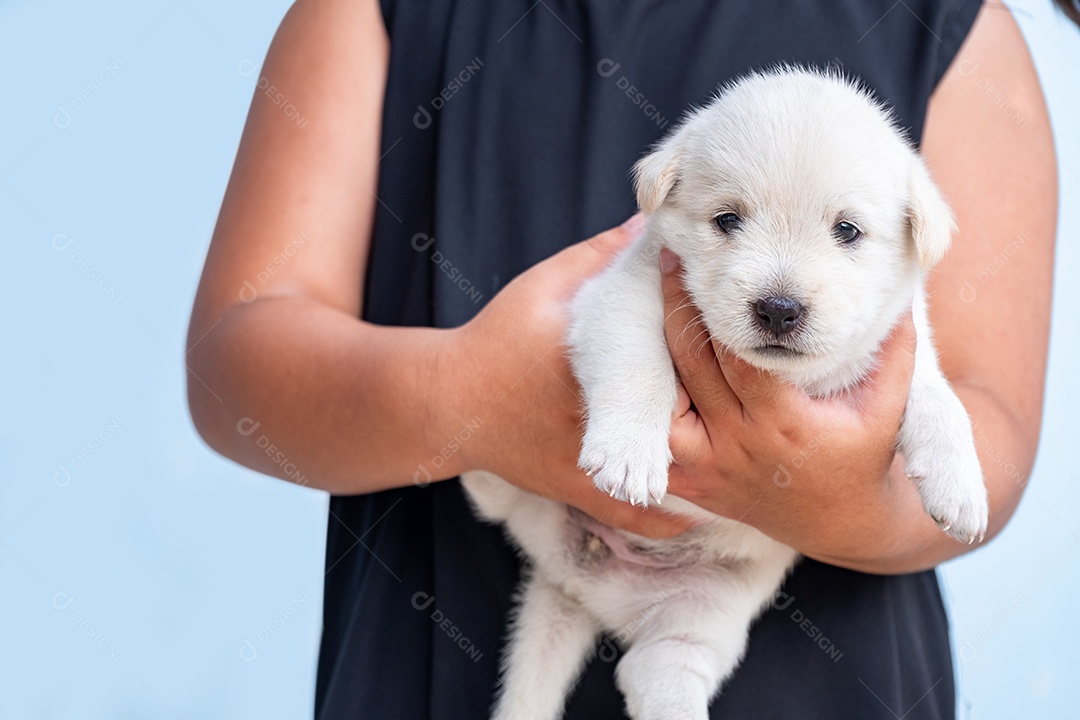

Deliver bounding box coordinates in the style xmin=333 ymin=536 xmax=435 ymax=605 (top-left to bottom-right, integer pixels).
xmin=754 ymin=297 xmax=804 ymax=335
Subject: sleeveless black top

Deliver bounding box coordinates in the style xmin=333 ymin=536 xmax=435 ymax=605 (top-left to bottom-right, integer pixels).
xmin=316 ymin=1 xmax=983 ymax=718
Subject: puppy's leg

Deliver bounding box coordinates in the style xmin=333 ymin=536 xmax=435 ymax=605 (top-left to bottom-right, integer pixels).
xmin=492 ymin=575 xmax=600 ymax=720
xmin=567 ymin=235 xmax=678 ymax=506
xmin=899 ymin=295 xmax=988 ymax=543
xmin=616 ymin=634 xmax=730 ymax=720
xmin=613 ymin=560 xmax=790 ymax=720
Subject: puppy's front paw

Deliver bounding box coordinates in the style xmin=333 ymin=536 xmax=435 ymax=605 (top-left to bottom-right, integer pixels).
xmin=579 ymin=425 xmax=672 ymax=507
xmin=906 ymin=443 xmax=988 ymax=545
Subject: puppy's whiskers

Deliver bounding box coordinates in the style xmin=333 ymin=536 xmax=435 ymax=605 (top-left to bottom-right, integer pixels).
xmin=688 ymin=327 xmax=714 ymax=359
xmin=673 ymin=315 xmax=706 ymax=348
xmin=665 ymin=300 xmax=698 ymax=325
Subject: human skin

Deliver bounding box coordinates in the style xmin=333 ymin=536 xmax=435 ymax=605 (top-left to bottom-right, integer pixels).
xmin=187 ymin=0 xmax=1055 ymax=571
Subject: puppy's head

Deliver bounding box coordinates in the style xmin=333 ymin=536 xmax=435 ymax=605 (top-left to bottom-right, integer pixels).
xmin=637 ymin=68 xmax=954 ymax=386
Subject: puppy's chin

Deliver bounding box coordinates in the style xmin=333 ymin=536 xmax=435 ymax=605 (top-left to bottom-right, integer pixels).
xmin=734 ymin=344 xmax=816 ymax=374
xmin=723 ymin=334 xmax=884 ymax=396
xmin=726 ymin=341 xmax=850 ymax=390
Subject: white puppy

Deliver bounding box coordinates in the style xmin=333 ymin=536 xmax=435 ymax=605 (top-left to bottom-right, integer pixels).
xmin=462 ymin=67 xmax=988 ymax=720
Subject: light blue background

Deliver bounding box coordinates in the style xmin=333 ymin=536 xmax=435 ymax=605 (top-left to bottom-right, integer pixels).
xmin=1 ymin=1 xmax=1076 ymax=718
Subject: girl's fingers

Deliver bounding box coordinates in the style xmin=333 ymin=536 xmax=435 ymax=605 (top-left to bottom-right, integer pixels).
xmin=659 ymin=250 xmax=739 ymax=424
xmin=714 ymin=345 xmax=812 ymax=421
xmin=851 ymin=311 xmax=918 ymax=427
xmin=563 ymin=213 xmax=644 ymax=276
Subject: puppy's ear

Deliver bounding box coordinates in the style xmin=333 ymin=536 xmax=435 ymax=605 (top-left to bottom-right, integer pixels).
xmin=907 ymin=157 xmax=956 ymax=270
xmin=633 ymin=135 xmax=681 ymax=214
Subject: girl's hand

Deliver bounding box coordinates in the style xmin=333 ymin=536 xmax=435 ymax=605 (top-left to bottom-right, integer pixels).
xmin=446 ymin=218 xmax=697 ymax=539
xmin=658 ymin=249 xmax=925 ymax=559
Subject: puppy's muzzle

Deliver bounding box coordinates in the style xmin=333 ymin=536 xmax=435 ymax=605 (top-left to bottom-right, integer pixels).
xmin=754 ymin=296 xmax=804 ymax=336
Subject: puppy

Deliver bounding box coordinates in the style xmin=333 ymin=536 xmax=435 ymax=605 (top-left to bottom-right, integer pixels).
xmin=462 ymin=67 xmax=988 ymax=720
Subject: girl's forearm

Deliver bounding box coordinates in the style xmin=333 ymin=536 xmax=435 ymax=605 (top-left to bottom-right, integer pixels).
xmin=186 ymin=294 xmax=469 ymax=494
xmin=802 ymin=385 xmax=1034 ymax=574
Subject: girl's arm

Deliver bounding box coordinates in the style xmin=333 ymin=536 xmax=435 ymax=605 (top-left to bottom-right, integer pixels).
xmin=186 ymin=0 xmax=691 ymax=538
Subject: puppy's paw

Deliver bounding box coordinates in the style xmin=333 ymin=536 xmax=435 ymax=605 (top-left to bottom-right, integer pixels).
xmin=579 ymin=425 xmax=672 ymax=507
xmin=906 ymin=443 xmax=988 ymax=545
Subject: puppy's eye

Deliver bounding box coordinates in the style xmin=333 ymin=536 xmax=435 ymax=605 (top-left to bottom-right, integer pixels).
xmin=716 ymin=213 xmax=742 ymax=234
xmin=833 ymin=221 xmax=862 ymax=245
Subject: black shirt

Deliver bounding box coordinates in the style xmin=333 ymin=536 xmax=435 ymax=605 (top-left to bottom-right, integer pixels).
xmin=315 ymin=1 xmax=983 ymax=717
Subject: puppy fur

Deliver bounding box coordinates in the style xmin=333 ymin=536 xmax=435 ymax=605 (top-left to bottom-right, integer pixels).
xmin=461 ymin=67 xmax=988 ymax=720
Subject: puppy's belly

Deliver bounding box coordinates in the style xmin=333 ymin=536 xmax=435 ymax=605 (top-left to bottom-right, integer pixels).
xmin=460 ymin=471 xmax=797 ymax=635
